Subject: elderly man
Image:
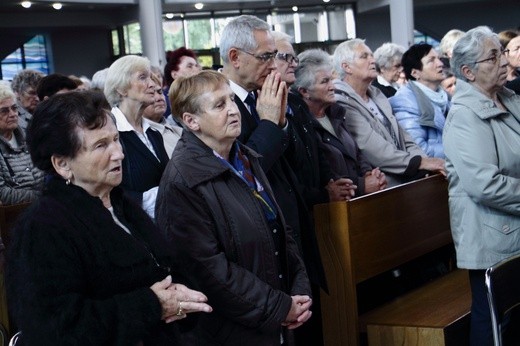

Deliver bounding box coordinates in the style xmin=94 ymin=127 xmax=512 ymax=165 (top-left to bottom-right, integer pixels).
xmin=332 ymin=39 xmax=445 ymax=187
xmin=220 ymin=16 xmax=317 ymax=339
xmin=11 ymin=69 xmax=44 ymax=134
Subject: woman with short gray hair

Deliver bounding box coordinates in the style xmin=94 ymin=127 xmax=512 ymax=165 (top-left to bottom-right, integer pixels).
xmin=444 ymin=25 xmax=520 ymax=345
xmin=372 ymin=42 xmax=405 ymax=97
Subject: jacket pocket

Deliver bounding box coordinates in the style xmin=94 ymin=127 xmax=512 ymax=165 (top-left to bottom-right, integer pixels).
xmin=482 ymin=211 xmax=520 ymax=255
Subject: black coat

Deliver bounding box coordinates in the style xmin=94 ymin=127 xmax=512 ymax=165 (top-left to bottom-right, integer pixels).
xmin=6 ymin=177 xmax=178 ymax=346
xmin=119 ymin=129 xmax=169 ymax=204
xmin=313 ymin=104 xmax=373 ymax=196
xmin=155 ymin=132 xmax=311 ymax=345
xmin=235 ymin=97 xmax=327 ymax=290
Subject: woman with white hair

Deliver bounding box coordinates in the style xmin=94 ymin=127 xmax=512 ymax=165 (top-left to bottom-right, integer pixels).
xmin=0 ymin=83 xmax=43 ymax=204
xmin=444 ymin=26 xmax=520 ymax=345
xmin=332 ymin=38 xmax=445 ymax=187
xmin=104 ymin=55 xmax=169 ymax=218
xmin=372 ymin=42 xmax=405 ymax=97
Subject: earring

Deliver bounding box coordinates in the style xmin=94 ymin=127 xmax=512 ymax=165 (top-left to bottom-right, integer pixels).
xmin=66 ymin=179 xmax=71 ymax=185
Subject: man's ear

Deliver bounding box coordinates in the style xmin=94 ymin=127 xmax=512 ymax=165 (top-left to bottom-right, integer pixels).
xmin=51 ymin=155 xmax=72 ymax=181
xmin=341 ymin=61 xmax=352 ymax=75
xmin=228 ymin=48 xmax=241 ymax=69
xmin=461 ymin=65 xmax=476 ymax=82
xmin=182 ymin=112 xmax=200 ymax=132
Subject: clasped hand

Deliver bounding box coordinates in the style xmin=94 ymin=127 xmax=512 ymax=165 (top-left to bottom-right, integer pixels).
xmin=256 ymin=72 xmax=288 ymax=127
xmin=150 ymin=275 xmax=212 ymax=323
xmin=282 ymin=295 xmax=312 ymax=330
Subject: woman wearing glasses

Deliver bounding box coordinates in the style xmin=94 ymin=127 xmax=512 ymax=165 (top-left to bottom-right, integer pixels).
xmin=444 ymin=26 xmax=520 ymax=346
xmin=498 ymin=29 xmax=520 ymax=94
xmin=0 ymin=83 xmax=43 ymax=205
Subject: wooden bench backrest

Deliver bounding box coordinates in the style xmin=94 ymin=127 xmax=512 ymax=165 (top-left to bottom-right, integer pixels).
xmin=314 ymin=174 xmax=452 ymax=345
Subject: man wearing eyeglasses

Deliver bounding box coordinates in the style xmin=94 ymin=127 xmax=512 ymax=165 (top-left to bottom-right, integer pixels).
xmin=220 ymin=15 xmax=315 ymax=343
xmin=11 ymin=69 xmax=44 ymax=135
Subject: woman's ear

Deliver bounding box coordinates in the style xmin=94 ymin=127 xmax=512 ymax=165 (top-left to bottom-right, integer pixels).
xmin=298 ymin=87 xmax=311 ymax=100
xmin=411 ymin=68 xmax=421 ymax=80
xmin=461 ymin=65 xmax=476 ymax=82
xmin=341 ymin=61 xmax=351 ymax=75
xmin=51 ymin=155 xmax=73 ymax=181
xmin=182 ymin=112 xmax=200 ymax=132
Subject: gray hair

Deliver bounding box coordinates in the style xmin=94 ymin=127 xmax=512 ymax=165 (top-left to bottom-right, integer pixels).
xmin=11 ymin=69 xmax=44 ymax=94
xmin=0 ymin=83 xmax=16 ymax=102
xmin=271 ymin=31 xmax=293 ymax=45
xmin=333 ymin=38 xmax=366 ymax=80
xmin=90 ymin=68 xmax=109 ymax=91
xmin=219 ymin=15 xmax=271 ymax=64
xmin=374 ymin=42 xmax=405 ymax=71
xmin=104 ymin=55 xmax=151 ymax=107
xmin=293 ymin=49 xmax=333 ymax=91
xmin=451 ymin=26 xmax=499 ymax=82
xmin=439 ymin=29 xmax=465 ymax=58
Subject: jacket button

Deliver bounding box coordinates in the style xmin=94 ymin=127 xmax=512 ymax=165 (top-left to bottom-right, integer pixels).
xmin=273 ymin=229 xmax=278 ymax=234
xmin=25 ymin=167 xmax=30 ymax=171
xmin=503 ymin=225 xmax=510 ymax=232
xmin=275 ymin=251 xmax=279 ymax=256
xmin=279 ymin=274 xmax=283 ymax=279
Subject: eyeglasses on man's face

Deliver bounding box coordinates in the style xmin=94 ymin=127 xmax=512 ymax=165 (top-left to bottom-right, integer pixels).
xmin=276 ymin=52 xmax=299 ymax=65
xmin=237 ymin=48 xmax=278 ymax=63
xmin=474 ymin=49 xmax=509 ymax=65
xmin=0 ymin=104 xmax=18 ymax=117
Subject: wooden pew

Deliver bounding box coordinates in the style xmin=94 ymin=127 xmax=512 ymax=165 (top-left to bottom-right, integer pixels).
xmin=0 ymin=202 xmax=31 ymax=338
xmin=314 ymin=175 xmax=471 ymax=345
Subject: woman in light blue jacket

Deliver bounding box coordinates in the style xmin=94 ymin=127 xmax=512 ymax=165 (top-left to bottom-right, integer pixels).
xmin=390 ymin=43 xmax=449 ymax=158
xmin=444 ymin=26 xmax=520 ymax=346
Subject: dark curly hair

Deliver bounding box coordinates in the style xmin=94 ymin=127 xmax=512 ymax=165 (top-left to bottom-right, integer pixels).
xmin=163 ymin=47 xmax=198 ymax=88
xmin=27 ymin=91 xmax=110 ymax=173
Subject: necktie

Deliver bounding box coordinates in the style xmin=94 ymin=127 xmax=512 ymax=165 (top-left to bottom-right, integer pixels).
xmin=244 ymin=92 xmax=260 ymax=123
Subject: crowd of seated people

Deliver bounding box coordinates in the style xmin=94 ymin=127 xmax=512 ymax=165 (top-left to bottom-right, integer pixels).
xmin=2 ymin=18 xmax=519 ymax=346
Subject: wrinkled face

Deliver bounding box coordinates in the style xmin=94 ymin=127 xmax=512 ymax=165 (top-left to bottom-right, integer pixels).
xmin=0 ymin=97 xmax=19 ymax=136
xmin=189 ymin=83 xmax=241 ymax=148
xmin=274 ymin=40 xmax=298 ymax=85
xmin=66 ymin=116 xmax=125 ymax=197
xmin=18 ymin=86 xmax=39 ymax=113
xmin=471 ymin=38 xmax=509 ymax=93
xmin=143 ymin=84 xmax=167 ymax=123
xmin=124 ymin=68 xmax=156 ymax=105
xmin=414 ymin=49 xmax=445 ymax=88
xmin=235 ymin=30 xmax=277 ymax=91
xmin=505 ymin=36 xmax=520 ymax=69
xmin=441 ymin=76 xmax=456 ymax=97
xmin=308 ymin=69 xmax=335 ymax=106
xmin=172 ymin=56 xmax=201 ymax=80
xmin=380 ymin=58 xmax=403 ymax=83
xmin=348 ymin=44 xmax=378 ymax=82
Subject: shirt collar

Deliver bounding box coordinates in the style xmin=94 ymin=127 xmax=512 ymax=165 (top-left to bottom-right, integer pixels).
xmin=111 ymin=106 xmax=152 ymax=133
xmin=229 ymin=79 xmax=250 ymax=103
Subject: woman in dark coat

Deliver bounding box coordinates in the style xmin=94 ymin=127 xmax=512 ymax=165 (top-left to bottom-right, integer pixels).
xmin=156 ymin=70 xmax=312 ymax=345
xmin=6 ymin=91 xmax=211 ymax=346
xmin=293 ymin=49 xmax=387 ymax=196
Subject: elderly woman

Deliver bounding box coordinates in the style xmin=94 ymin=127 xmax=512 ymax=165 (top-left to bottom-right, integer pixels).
xmin=389 ymin=43 xmax=449 ymax=158
xmin=143 ymin=73 xmax=182 ymax=158
xmin=372 ymin=42 xmax=405 ymax=97
xmin=444 ymin=26 xmax=520 ymax=346
xmin=332 ymin=38 xmax=445 ymax=187
xmin=104 ymin=55 xmax=169 ymax=218
xmin=11 ymin=69 xmax=44 ymax=134
xmin=156 ymin=70 xmax=312 ymax=345
xmin=6 ymin=91 xmax=211 ymax=345
xmin=293 ymin=49 xmax=386 ymax=196
xmin=163 ymin=47 xmax=202 ymax=121
xmin=0 ymin=84 xmax=43 ymax=205
xmin=498 ymin=29 xmax=520 ymax=94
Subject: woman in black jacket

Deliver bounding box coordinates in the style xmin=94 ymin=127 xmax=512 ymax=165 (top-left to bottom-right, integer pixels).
xmin=6 ymin=91 xmax=211 ymax=346
xmin=156 ymin=70 xmax=312 ymax=345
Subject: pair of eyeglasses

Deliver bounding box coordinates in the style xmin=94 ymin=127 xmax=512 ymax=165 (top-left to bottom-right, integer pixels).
xmin=237 ymin=48 xmax=278 ymax=63
xmin=276 ymin=52 xmax=299 ymax=65
xmin=474 ymin=49 xmax=510 ymax=65
xmin=0 ymin=104 xmax=18 ymax=116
